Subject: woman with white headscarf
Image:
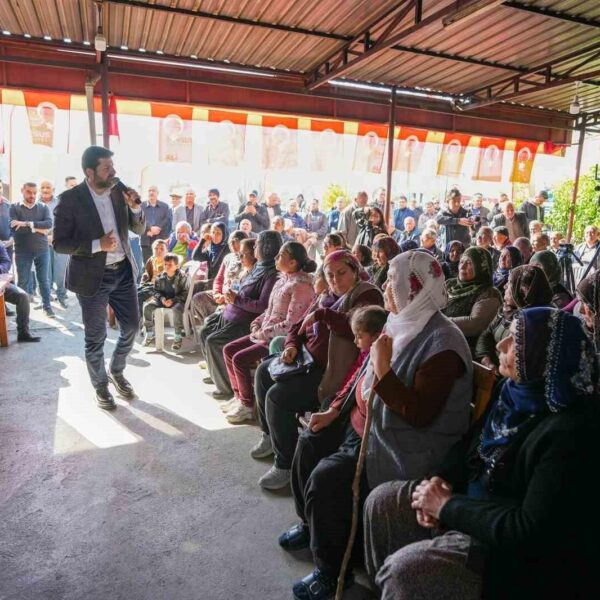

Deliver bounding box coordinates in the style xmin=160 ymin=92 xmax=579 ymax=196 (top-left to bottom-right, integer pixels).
xmin=280 ymin=250 xmax=473 ymax=600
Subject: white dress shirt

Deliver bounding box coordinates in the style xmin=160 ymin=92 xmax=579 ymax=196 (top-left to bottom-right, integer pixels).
xmin=87 ymin=181 xmax=127 ymax=265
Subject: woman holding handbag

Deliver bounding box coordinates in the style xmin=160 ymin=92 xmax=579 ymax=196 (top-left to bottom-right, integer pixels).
xmin=251 ymin=250 xmax=383 ymax=490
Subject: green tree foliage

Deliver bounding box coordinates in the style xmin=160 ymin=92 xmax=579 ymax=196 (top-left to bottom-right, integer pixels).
xmin=322 ymin=183 xmax=350 ymax=212
xmin=546 ymin=168 xmax=600 ymax=243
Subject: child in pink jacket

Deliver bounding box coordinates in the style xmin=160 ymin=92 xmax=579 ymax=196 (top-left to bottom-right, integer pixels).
xmin=223 ymin=242 xmax=316 ymax=424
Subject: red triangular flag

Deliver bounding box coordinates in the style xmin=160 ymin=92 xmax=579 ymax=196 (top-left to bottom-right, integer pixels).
xmin=109 ymin=96 xmax=120 ymax=141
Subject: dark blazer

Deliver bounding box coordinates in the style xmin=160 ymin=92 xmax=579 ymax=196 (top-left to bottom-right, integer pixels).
xmin=436 ymin=388 xmax=600 ymax=600
xmin=521 ymin=200 xmax=545 ymax=223
xmin=490 ymin=212 xmax=528 ymax=240
xmin=53 ymin=181 xmax=146 ymax=297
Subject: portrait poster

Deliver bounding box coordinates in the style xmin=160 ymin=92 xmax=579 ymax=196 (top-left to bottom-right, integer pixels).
xmin=437 ymin=132 xmax=471 ymax=177
xmin=310 ymin=119 xmax=344 ymax=171
xmin=158 ymin=113 xmax=192 ymax=163
xmin=510 ymin=140 xmax=538 ymax=184
xmin=261 ymin=116 xmax=298 ymax=169
xmin=26 ymin=101 xmax=56 ymax=147
xmin=393 ymin=127 xmax=428 ymax=172
xmin=473 ymin=137 xmax=505 ymax=182
xmin=352 ymin=123 xmax=387 ymax=174
xmin=208 ymin=109 xmax=247 ymax=167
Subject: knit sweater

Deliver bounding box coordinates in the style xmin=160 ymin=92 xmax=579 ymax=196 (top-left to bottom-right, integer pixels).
xmin=250 ymin=270 xmax=315 ymax=341
xmin=9 ymin=202 xmax=52 ymax=253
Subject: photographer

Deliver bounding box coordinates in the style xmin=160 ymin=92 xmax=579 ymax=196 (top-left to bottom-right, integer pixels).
xmin=355 ymin=205 xmax=387 ymax=246
xmin=436 ymin=188 xmax=473 ymax=247
xmin=234 ymin=190 xmax=269 ymax=233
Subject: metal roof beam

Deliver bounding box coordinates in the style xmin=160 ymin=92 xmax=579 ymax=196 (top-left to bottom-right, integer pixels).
xmin=105 ymin=0 xmax=350 ymax=41
xmin=503 ymin=1 xmax=600 ymax=29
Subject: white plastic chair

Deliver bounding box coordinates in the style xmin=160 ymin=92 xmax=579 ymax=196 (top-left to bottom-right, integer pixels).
xmin=154 ymin=261 xmax=202 ymax=352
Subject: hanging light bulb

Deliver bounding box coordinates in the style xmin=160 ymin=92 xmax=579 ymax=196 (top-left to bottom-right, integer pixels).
xmin=569 ymin=81 xmax=581 ymax=115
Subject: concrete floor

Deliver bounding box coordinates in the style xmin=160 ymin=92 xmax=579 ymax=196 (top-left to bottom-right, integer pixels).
xmin=0 ymin=299 xmax=373 ymax=599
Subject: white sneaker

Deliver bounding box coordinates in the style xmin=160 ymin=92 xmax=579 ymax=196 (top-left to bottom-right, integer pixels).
xmin=197 ymin=360 xmax=207 ymax=369
xmin=220 ymin=398 xmax=240 ymax=413
xmin=226 ymin=403 xmax=254 ymax=424
xmin=250 ymin=433 xmax=274 ymax=459
xmin=259 ymin=465 xmax=291 ymax=490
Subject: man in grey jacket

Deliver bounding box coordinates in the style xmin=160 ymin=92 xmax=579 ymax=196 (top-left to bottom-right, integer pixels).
xmin=338 ymin=190 xmax=368 ymax=246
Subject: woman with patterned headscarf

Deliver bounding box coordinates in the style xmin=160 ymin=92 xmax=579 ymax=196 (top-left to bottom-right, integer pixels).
xmin=576 ymin=270 xmax=600 ymax=354
xmin=444 ymin=246 xmax=502 ymax=354
xmin=476 ymin=264 xmax=553 ymax=372
xmin=199 ymin=230 xmax=282 ymax=399
xmin=282 ymin=250 xmax=473 ymax=600
xmin=371 ymin=236 xmax=401 ymax=289
xmin=530 ymin=249 xmax=573 ymax=309
xmin=251 ymin=249 xmax=383 ymax=490
xmin=365 ymin=308 xmax=599 ymax=600
xmin=492 ymin=245 xmax=522 ymax=296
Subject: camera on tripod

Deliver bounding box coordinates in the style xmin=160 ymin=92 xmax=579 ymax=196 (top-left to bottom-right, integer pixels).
xmin=557 ymin=242 xmax=575 ymax=259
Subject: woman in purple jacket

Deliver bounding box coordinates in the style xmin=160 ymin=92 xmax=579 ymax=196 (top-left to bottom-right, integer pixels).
xmin=199 ymin=231 xmax=282 ymax=400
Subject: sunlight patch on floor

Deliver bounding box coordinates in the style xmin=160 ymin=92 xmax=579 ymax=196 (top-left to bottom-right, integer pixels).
xmin=53 ymin=356 xmax=140 ymax=453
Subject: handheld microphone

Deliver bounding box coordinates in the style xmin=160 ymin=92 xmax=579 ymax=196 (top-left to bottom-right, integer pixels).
xmin=111 ymin=177 xmax=142 ymax=205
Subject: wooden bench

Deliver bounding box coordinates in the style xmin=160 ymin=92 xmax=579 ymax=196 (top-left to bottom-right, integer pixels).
xmin=472 ymin=360 xmax=496 ymax=421
xmin=0 ymin=274 xmax=12 ymax=347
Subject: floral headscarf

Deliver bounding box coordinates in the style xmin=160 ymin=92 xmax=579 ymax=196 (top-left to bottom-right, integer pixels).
xmin=361 ymin=251 xmax=447 ymax=398
xmin=480 ymin=308 xmax=597 ymax=464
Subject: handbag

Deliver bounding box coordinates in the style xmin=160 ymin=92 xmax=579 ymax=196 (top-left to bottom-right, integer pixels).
xmin=267 ymin=346 xmax=314 ymax=382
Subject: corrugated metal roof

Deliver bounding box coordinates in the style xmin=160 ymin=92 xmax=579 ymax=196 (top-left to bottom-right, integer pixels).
xmin=0 ymin=0 xmax=599 ymax=114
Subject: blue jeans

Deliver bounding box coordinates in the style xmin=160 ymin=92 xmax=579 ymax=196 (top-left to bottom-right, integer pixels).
xmin=15 ymin=250 xmax=51 ymax=310
xmin=129 ymin=234 xmax=144 ymax=283
xmin=50 ymin=249 xmax=68 ymax=301
xmin=77 ymin=261 xmax=139 ymax=389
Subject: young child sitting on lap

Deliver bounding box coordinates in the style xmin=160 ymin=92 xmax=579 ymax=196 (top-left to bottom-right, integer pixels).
xmin=143 ymin=253 xmax=189 ymax=350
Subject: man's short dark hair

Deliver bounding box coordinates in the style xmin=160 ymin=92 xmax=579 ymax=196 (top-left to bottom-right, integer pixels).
xmin=163 ymin=253 xmax=180 ymax=265
xmin=494 ymin=226 xmax=509 ymax=237
xmin=208 ymin=188 xmax=220 ymax=197
xmin=65 ymin=176 xmax=77 ymax=183
xmin=81 ymin=146 xmax=114 ymax=173
xmin=23 ymin=182 xmax=37 ymax=188
xmin=350 ymin=305 xmax=388 ymax=336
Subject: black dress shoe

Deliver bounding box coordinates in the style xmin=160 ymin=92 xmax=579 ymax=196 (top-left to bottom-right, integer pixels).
xmin=202 ymin=376 xmax=214 ymax=385
xmin=278 ymin=523 xmax=310 ymax=551
xmin=108 ymin=373 xmax=136 ymax=398
xmin=212 ymin=391 xmax=233 ymax=400
xmin=96 ymin=385 xmax=116 ymax=410
xmin=17 ymin=331 xmax=41 ymax=343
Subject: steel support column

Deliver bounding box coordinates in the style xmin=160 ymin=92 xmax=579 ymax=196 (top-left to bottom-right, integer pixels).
xmin=100 ymin=53 xmax=110 ymax=149
xmin=385 ymin=87 xmax=396 ymax=227
xmin=566 ymin=115 xmax=587 ymax=243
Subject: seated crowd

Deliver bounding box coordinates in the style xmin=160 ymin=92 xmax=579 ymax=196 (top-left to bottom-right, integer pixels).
xmin=131 ymin=186 xmax=599 ymax=599
xmin=4 ymin=182 xmax=598 ymax=599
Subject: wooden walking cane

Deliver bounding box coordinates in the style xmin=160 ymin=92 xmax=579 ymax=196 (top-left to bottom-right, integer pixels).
xmin=335 ymin=376 xmax=378 ymax=600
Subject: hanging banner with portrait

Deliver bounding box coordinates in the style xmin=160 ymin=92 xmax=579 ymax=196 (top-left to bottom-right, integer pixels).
xmin=473 ymin=137 xmax=505 ymax=182
xmin=437 ymin=132 xmax=471 ymax=177
xmin=352 ymin=123 xmax=387 ymax=174
xmin=310 ymin=118 xmax=344 ymax=171
xmin=152 ymin=103 xmax=193 ymax=163
xmin=23 ymin=91 xmax=71 ymax=150
xmin=207 ymin=109 xmax=247 ymax=167
xmin=262 ymin=116 xmax=298 ymax=169
xmin=510 ymin=140 xmax=538 ymax=183
xmin=393 ymin=127 xmax=428 ymax=172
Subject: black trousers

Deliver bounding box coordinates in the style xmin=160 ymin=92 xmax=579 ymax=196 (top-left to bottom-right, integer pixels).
xmin=255 ymin=357 xmax=323 ymax=469
xmin=291 ymin=418 xmax=368 ymax=578
xmin=3 ymin=282 xmax=30 ymax=333
xmin=198 ymin=313 xmax=250 ymax=395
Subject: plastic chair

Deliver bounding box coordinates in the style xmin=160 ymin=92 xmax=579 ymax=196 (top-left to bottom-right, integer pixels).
xmin=154 ymin=261 xmax=201 ymax=352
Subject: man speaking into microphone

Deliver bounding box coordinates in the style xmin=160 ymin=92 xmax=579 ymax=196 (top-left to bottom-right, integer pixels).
xmin=53 ymin=146 xmax=145 ymax=410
